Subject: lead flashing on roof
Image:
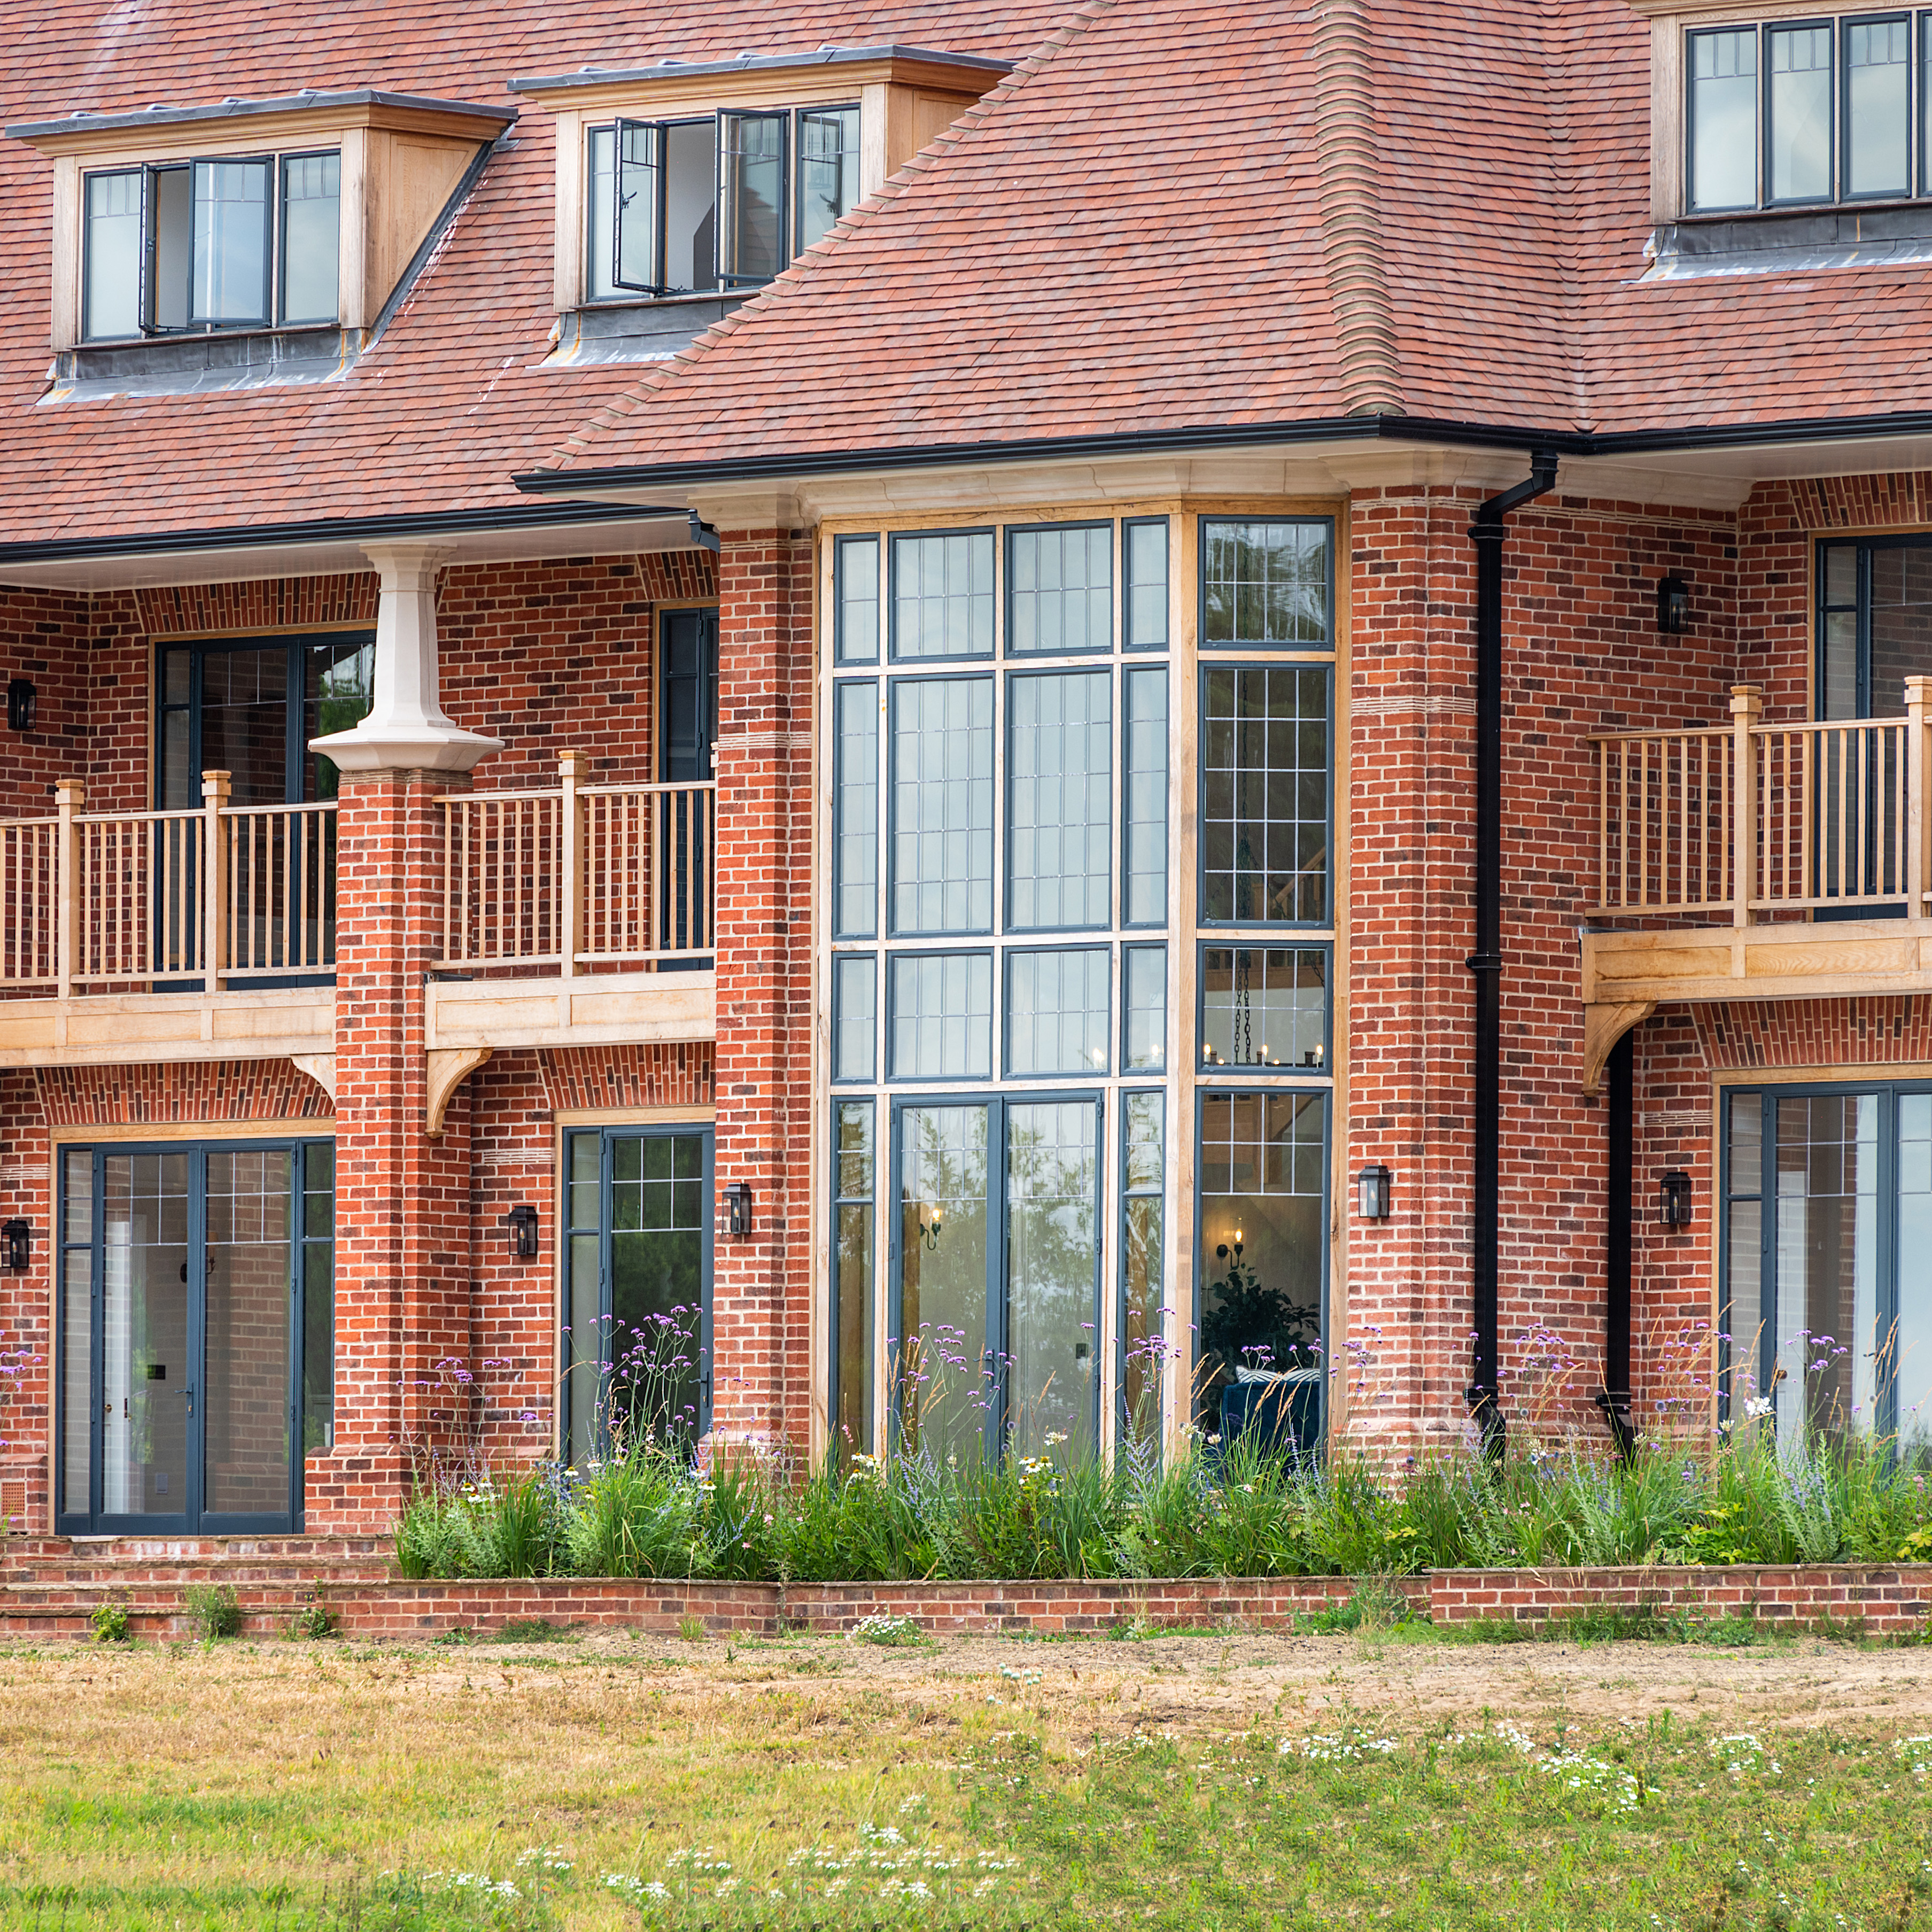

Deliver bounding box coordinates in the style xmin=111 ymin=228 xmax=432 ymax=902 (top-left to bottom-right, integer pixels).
xmin=507 ymin=44 xmax=1011 ymax=94
xmin=5 ymin=89 xmax=515 ymax=144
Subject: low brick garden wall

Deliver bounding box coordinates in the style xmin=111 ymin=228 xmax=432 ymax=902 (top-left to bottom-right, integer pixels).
xmin=5 ymin=1558 xmax=1929 ymax=1641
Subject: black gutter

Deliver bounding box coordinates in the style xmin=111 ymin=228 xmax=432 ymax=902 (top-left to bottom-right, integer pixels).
xmin=0 ymin=500 xmax=682 ymax=570
xmin=1594 ymin=1031 xmax=1638 ymax=1461
xmin=510 ymin=405 xmax=1932 ymax=495
xmin=1465 ymin=449 xmax=1561 ymax=1461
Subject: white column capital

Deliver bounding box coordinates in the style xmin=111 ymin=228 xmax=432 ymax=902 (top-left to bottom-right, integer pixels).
xmin=309 ymin=540 xmax=502 ymax=774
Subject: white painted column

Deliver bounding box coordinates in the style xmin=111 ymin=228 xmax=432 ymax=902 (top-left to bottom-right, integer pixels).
xmin=309 ymin=542 xmax=503 ymax=773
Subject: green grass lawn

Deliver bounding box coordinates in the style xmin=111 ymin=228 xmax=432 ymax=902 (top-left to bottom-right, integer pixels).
xmin=0 ymin=1631 xmax=1926 ymax=1930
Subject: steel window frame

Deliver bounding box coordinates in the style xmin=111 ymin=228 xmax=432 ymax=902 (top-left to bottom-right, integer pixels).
xmin=1763 ymin=16 xmax=1840 ymax=208
xmin=1719 ymin=1079 xmax=1925 ymax=1439
xmin=1116 ymin=1085 xmax=1166 ymax=1446
xmin=883 ymin=1088 xmax=1104 ymax=1464
xmin=827 ymin=1095 xmax=877 ymax=1455
xmin=1000 ymin=941 xmax=1113 ymax=1080
xmin=1193 ymin=659 xmax=1337 ymax=932
xmin=1194 ymin=937 xmax=1334 ymax=1077
xmin=558 ymin=1122 xmax=717 ymax=1458
xmin=1120 ymin=661 xmax=1170 ymax=931
xmin=1002 ymin=519 xmax=1115 ymax=659
xmin=1003 ymin=663 xmax=1114 ymax=935
xmin=1685 ymin=22 xmax=1764 ymax=214
xmin=792 ymin=102 xmax=863 ymax=258
xmin=54 ymin=1135 xmax=329 ymax=1538
xmin=1190 ymin=1083 xmax=1332 ymax=1445
xmin=883 ymin=946 xmax=997 ymax=1084
xmin=831 ymin=674 xmax=881 ymax=940
xmin=1195 ymin=514 xmax=1336 ymax=653
xmin=275 ymin=146 xmax=344 ymax=326
xmin=883 ymin=670 xmax=997 ymax=941
xmin=885 ymin=526 xmax=998 ymax=665
xmin=1121 ymin=515 xmax=1172 ymax=654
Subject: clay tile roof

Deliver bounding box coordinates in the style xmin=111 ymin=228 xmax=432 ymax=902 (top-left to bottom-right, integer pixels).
xmin=541 ymin=0 xmax=1932 ymax=486
xmin=0 ymin=1 xmax=1073 ymax=550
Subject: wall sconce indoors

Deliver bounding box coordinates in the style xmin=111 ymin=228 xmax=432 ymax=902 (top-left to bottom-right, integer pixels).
xmin=2 ymin=1219 xmax=30 ymax=1273
xmin=1656 ymin=575 xmax=1690 ymax=634
xmin=501 ymin=1204 xmax=538 ymax=1260
xmin=920 ymin=1205 xmax=943 ymax=1251
xmin=723 ymin=1181 xmax=754 ymax=1240
xmin=6 ymin=679 xmax=35 ymax=732
xmin=1358 ymin=1163 xmax=1392 ymax=1221
xmin=1658 ymin=1170 xmax=1692 ymax=1229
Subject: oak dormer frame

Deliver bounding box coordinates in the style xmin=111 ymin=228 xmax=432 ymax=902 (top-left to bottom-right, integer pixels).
xmin=7 ymin=90 xmax=515 ymax=348
xmin=507 ymin=46 xmax=1010 ymax=311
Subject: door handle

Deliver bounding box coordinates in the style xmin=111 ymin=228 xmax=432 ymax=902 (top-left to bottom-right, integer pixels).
xmin=184 ymin=1385 xmax=195 ymax=1418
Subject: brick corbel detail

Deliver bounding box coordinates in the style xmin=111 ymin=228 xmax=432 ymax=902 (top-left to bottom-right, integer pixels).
xmin=709 ymin=530 xmax=812 ymax=1453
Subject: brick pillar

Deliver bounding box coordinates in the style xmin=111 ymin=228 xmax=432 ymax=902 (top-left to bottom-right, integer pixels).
xmin=708 ymin=529 xmax=813 ymax=1454
xmin=310 ymin=768 xmax=477 ymax=1530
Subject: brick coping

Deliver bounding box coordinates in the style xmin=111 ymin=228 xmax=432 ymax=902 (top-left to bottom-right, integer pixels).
xmin=4 ymin=1562 xmax=1929 ymax=1641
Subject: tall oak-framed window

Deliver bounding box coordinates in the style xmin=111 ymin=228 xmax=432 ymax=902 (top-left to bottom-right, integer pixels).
xmin=822 ymin=513 xmax=1176 ymax=1464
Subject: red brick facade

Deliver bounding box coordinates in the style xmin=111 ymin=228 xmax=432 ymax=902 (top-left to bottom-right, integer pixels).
xmin=0 ymin=469 xmax=1927 ymax=1540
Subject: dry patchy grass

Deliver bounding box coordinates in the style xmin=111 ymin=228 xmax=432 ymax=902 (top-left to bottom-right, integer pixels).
xmin=0 ymin=1627 xmax=1929 ymax=1928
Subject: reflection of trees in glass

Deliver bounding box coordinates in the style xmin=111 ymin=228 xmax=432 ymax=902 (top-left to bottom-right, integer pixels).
xmin=898 ymin=1107 xmax=990 ymax=1466
xmin=1006 ymin=1104 xmax=1097 ymax=1462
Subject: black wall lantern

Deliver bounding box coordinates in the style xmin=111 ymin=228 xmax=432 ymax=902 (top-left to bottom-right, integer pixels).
xmin=6 ymin=679 xmax=35 ymax=732
xmin=1656 ymin=575 xmax=1691 ymax=634
xmin=1658 ymin=1170 xmax=1692 ymax=1229
xmin=1357 ymin=1163 xmax=1392 ymax=1221
xmin=2 ymin=1219 xmax=30 ymax=1273
xmin=722 ymin=1181 xmax=754 ymax=1240
xmin=501 ymin=1204 xmax=539 ymax=1260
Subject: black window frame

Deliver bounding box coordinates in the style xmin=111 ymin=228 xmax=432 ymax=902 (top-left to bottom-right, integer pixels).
xmin=1194 ymin=659 xmax=1337 ymax=931
xmin=1116 ymin=1085 xmax=1166 ymax=1446
xmin=1720 ymin=1079 xmax=1929 ymax=1439
xmin=884 ymin=1088 xmax=1105 ymax=1463
xmin=55 ymin=1135 xmax=333 ymax=1538
xmin=1002 ymin=518 xmax=1115 ymax=658
xmin=1681 ymin=12 xmax=1932 ymax=214
xmin=79 ymin=145 xmax=342 ymax=343
xmin=1000 ymin=941 xmax=1113 ymax=1080
xmin=589 ymin=99 xmax=862 ymax=305
xmin=1197 ymin=516 xmax=1336 ymax=653
xmin=829 ymin=1096 xmax=878 ymax=1456
xmin=1191 ymin=1083 xmax=1331 ymax=1442
xmin=559 ymin=1122 xmax=716 ymax=1464
xmin=1196 ymin=938 xmax=1334 ymax=1076
xmin=154 ymin=628 xmax=376 ymax=810
xmin=275 ymin=146 xmax=344 ymax=327
xmin=1004 ymin=662 xmax=1113 ymax=935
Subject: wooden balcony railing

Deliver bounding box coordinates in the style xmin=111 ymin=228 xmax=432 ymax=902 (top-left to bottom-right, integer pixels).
xmin=0 ymin=773 xmax=337 ymax=994
xmin=1592 ymin=680 xmax=1932 ymax=924
xmin=437 ymin=752 xmax=715 ymax=972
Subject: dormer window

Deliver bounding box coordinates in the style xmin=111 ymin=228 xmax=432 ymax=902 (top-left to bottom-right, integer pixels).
xmin=1685 ymin=14 xmax=1922 ymax=212
xmin=82 ymin=149 xmax=340 ymax=339
xmin=511 ymin=47 xmax=1010 ymax=331
xmin=583 ymin=104 xmax=859 ymax=300
xmin=9 ymin=89 xmax=514 ymax=361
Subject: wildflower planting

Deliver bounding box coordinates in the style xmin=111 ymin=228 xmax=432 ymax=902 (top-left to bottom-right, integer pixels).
xmin=392 ymin=1423 xmax=1932 ymax=1586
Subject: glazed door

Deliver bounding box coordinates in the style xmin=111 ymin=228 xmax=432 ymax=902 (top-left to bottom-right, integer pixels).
xmin=59 ymin=1142 xmax=328 ymax=1534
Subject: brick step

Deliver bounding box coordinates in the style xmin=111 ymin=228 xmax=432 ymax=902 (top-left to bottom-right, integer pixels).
xmin=2 ymin=1535 xmax=397 ymax=1593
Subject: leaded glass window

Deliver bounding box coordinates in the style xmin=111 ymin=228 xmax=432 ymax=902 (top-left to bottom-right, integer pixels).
xmin=1007 ymin=523 xmax=1111 ymax=655
xmin=1007 ymin=670 xmax=1110 ymax=930
xmin=1201 ymin=519 xmax=1330 ymax=648
xmin=1200 ymin=946 xmax=1328 ymax=1070
xmin=891 ymin=531 xmax=995 ymax=660
xmin=888 ymin=951 xmax=992 ymax=1079
xmin=1123 ymin=666 xmax=1168 ymax=926
xmin=834 ymin=681 xmax=879 ymax=938
xmin=1124 ymin=518 xmax=1169 ymax=650
xmin=835 ymin=535 xmax=880 ymax=664
xmin=1122 ymin=944 xmax=1166 ymax=1073
xmin=833 ymin=953 xmax=876 ymax=1082
xmin=1200 ymin=665 xmax=1330 ymax=924
xmin=890 ymin=677 xmax=994 ymax=934
xmin=1005 ymin=948 xmax=1109 ymax=1077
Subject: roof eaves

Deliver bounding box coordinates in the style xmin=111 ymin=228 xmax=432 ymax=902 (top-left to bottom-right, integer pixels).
xmin=514 ymin=405 xmax=1932 ymax=494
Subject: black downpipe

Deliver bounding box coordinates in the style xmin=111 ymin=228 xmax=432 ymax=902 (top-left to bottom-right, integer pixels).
xmin=1596 ymin=1030 xmax=1638 ymax=1460
xmin=1465 ymin=452 xmax=1559 ymax=1460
